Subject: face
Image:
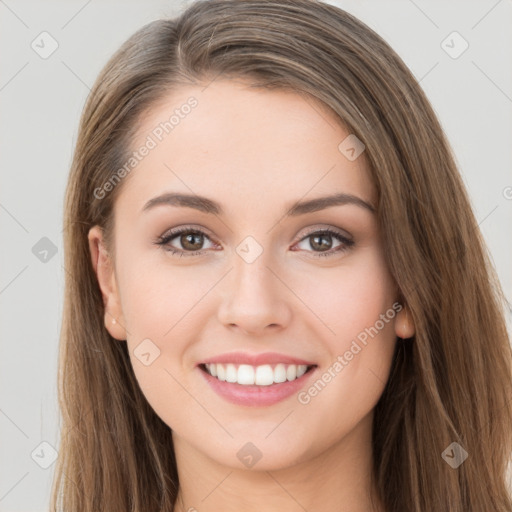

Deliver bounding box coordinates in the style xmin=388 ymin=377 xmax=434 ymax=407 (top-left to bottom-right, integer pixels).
xmin=89 ymin=78 xmax=410 ymax=472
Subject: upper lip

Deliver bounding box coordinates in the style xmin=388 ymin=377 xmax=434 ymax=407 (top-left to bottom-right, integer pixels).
xmin=199 ymin=351 xmax=316 ymax=367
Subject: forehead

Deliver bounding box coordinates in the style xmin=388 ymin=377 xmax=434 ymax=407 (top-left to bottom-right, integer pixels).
xmin=119 ymin=79 xmax=375 ymax=217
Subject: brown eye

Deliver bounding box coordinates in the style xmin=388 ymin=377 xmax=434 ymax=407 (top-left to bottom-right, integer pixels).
xmin=180 ymin=232 xmax=205 ymax=251
xmin=294 ymin=228 xmax=354 ymax=258
xmin=155 ymin=227 xmax=217 ymax=257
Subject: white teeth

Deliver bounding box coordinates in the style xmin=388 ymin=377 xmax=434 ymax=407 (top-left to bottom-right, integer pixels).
xmin=237 ymin=364 xmax=255 ymax=385
xmin=216 ymin=364 xmax=226 ymax=381
xmin=226 ymin=364 xmax=237 ymax=383
xmin=204 ymin=363 xmax=312 ymax=386
xmin=297 ymin=365 xmax=308 ymax=378
xmin=286 ymin=365 xmax=297 ymax=381
xmin=274 ymin=363 xmax=287 ymax=383
xmin=255 ymin=365 xmax=274 ymax=386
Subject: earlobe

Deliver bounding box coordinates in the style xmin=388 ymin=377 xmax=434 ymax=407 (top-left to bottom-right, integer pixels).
xmin=87 ymin=225 xmax=127 ymax=340
xmin=395 ymin=303 xmax=415 ymax=339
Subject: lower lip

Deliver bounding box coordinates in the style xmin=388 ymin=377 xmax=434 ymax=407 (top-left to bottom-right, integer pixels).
xmin=198 ymin=365 xmax=317 ymax=407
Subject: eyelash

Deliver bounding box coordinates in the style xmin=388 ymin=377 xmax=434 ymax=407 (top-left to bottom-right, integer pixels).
xmin=154 ymin=225 xmax=355 ymax=259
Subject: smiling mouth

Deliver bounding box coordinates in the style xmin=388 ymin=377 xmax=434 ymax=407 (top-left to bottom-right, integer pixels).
xmin=199 ymin=363 xmax=317 ymax=386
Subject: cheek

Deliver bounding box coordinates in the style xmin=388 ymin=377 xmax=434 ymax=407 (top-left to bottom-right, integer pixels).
xmin=300 ymin=248 xmax=396 ymax=344
xmin=295 ymin=250 xmax=398 ymax=428
xmin=296 ymin=248 xmax=398 ymax=405
xmin=117 ymin=256 xmax=205 ymax=427
xmin=117 ymin=252 xmax=219 ymax=404
xmin=119 ymin=250 xmax=212 ymax=340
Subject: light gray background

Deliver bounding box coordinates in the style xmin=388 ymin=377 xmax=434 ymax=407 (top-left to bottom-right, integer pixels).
xmin=1 ymin=1 xmax=511 ymax=510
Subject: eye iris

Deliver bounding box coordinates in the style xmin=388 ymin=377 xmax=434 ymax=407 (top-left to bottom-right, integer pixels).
xmin=311 ymin=233 xmax=332 ymax=251
xmin=181 ymin=232 xmax=203 ymax=250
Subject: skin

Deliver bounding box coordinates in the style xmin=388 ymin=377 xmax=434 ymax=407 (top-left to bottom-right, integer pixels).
xmin=88 ymin=79 xmax=415 ymax=512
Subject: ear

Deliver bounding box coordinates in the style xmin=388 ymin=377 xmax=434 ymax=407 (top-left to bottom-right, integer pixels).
xmin=395 ymin=303 xmax=415 ymax=339
xmin=88 ymin=225 xmax=127 ymax=340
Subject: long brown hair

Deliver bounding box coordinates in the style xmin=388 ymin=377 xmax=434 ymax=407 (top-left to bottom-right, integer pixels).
xmin=51 ymin=1 xmax=512 ymax=510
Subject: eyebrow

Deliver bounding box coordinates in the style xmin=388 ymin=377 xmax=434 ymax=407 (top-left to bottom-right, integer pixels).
xmin=142 ymin=192 xmax=376 ymax=216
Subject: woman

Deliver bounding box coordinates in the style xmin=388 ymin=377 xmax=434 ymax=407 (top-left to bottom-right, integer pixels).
xmin=51 ymin=0 xmax=512 ymax=510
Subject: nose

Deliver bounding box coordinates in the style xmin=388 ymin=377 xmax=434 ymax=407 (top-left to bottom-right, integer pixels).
xmin=216 ymin=253 xmax=292 ymax=337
